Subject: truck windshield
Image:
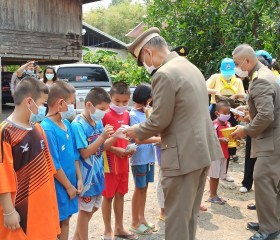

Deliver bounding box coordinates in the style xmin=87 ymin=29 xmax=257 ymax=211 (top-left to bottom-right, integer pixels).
xmin=57 ymin=67 xmax=109 ymax=82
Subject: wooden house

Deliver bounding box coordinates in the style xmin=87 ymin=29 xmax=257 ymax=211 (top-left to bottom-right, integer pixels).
xmin=0 ymin=0 xmax=100 ymax=65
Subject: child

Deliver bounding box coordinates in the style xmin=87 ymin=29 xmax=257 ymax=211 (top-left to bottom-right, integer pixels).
xmin=207 ymin=100 xmax=231 ymax=204
xmin=71 ymin=87 xmax=125 ymax=240
xmin=129 ymin=84 xmax=161 ymax=235
xmin=41 ymin=81 xmax=83 ymax=240
xmin=102 ymin=82 xmax=137 ymax=240
xmin=0 ymin=77 xmax=60 ymax=239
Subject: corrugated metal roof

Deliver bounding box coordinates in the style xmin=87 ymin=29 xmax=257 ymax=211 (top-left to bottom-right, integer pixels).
xmin=82 ymin=21 xmax=127 ymax=48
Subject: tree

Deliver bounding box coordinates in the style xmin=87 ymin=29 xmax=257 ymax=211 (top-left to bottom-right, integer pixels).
xmin=83 ymin=1 xmax=146 ymax=43
xmin=145 ymin=0 xmax=280 ymax=78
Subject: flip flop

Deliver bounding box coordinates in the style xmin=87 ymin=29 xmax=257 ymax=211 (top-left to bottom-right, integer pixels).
xmin=101 ymin=237 xmax=114 ymax=240
xmin=115 ymin=232 xmax=139 ymax=239
xmin=159 ymin=216 xmax=165 ymax=222
xmin=145 ymin=222 xmax=158 ymax=232
xmin=129 ymin=224 xmax=152 ymax=235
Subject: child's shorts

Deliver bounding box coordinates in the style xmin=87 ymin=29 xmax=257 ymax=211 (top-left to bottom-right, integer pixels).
xmin=79 ymin=195 xmax=102 ymax=212
xmin=102 ymin=173 xmax=129 ymax=198
xmin=208 ymin=158 xmax=227 ymax=179
xmin=131 ymin=163 xmax=155 ymax=188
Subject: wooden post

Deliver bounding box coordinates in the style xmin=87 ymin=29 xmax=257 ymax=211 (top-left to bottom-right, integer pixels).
xmin=0 ymin=57 xmax=2 ymax=116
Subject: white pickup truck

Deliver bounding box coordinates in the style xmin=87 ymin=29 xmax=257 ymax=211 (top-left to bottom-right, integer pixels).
xmin=54 ymin=63 xmax=135 ymax=113
xmin=54 ymin=63 xmax=112 ymax=113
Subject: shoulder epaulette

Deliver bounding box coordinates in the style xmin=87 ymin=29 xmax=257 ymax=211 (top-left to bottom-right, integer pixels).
xmin=251 ymin=71 xmax=258 ymax=82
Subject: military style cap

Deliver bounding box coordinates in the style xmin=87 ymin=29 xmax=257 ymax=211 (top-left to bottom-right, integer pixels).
xmin=172 ymin=46 xmax=189 ymax=56
xmin=127 ymin=27 xmax=160 ymax=66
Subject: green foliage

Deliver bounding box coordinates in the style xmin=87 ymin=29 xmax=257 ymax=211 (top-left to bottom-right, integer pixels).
xmin=83 ymin=0 xmax=146 ymax=43
xmin=83 ymin=49 xmax=150 ymax=86
xmin=145 ymin=0 xmax=280 ymax=78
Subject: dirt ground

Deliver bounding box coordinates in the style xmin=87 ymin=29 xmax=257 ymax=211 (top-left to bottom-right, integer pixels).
xmin=1 ymin=107 xmax=278 ymax=240
xmin=68 ymin=141 xmax=280 ymax=240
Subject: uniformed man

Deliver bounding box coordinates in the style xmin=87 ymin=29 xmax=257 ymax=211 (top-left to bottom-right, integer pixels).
xmin=231 ymin=44 xmax=280 ymax=240
xmin=124 ymin=27 xmax=222 ymax=240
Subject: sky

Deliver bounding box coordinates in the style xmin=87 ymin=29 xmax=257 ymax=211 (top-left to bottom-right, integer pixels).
xmin=83 ymin=1 xmax=112 ymax=12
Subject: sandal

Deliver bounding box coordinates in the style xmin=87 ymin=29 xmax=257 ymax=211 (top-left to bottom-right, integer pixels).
xmin=207 ymin=196 xmax=226 ymax=205
xmin=159 ymin=216 xmax=166 ymax=222
xmin=129 ymin=224 xmax=152 ymax=235
xmin=145 ymin=222 xmax=158 ymax=232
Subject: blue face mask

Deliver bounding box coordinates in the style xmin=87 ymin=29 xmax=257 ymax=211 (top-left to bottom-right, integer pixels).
xmin=90 ymin=107 xmax=106 ymax=121
xmin=29 ymin=101 xmax=46 ymax=123
xmin=60 ymin=103 xmax=75 ymax=120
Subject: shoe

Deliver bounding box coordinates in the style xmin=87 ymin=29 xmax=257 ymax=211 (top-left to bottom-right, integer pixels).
xmin=247 ymin=203 xmax=256 ymax=210
xmin=232 ymin=155 xmax=239 ymax=162
xmin=223 ymin=175 xmax=234 ymax=182
xmin=247 ymin=222 xmax=259 ymax=231
xmin=249 ymin=231 xmax=280 ymax=240
xmin=240 ymin=186 xmax=249 ymax=193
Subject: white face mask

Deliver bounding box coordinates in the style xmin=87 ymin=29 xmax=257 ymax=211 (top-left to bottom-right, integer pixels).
xmin=234 ymin=59 xmax=249 ymax=78
xmin=90 ymin=107 xmax=106 ymax=121
xmin=143 ymin=51 xmax=156 ymax=75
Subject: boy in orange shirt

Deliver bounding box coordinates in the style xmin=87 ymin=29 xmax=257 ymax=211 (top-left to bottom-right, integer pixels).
xmin=0 ymin=77 xmax=60 ymax=240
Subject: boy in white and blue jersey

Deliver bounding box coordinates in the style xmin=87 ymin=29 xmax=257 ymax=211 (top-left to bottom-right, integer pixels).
xmin=71 ymin=87 xmax=124 ymax=240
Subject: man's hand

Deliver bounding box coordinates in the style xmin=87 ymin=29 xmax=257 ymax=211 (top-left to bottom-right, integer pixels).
xmin=66 ymin=185 xmax=77 ymax=200
xmin=101 ymin=124 xmax=115 ymax=140
xmin=231 ymin=125 xmax=246 ymax=140
xmin=112 ymin=127 xmax=129 ymax=139
xmin=76 ymin=178 xmax=84 ymax=195
xmin=123 ymin=125 xmax=138 ymax=139
xmin=4 ymin=209 xmax=21 ymax=230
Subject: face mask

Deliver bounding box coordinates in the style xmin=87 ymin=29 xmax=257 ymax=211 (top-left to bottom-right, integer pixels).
xmin=29 ymin=100 xmax=46 ymax=123
xmin=143 ymin=51 xmax=156 ymax=75
xmin=218 ymin=114 xmax=231 ymax=122
xmin=222 ymin=75 xmax=233 ymax=80
xmin=59 ymin=102 xmax=76 ymax=119
xmin=234 ymin=67 xmax=248 ymax=78
xmin=90 ymin=107 xmax=106 ymax=121
xmin=45 ymin=73 xmax=54 ymax=80
xmin=27 ymin=70 xmax=34 ymax=75
xmin=110 ymin=102 xmax=128 ymax=115
xmin=234 ymin=59 xmax=249 ymax=78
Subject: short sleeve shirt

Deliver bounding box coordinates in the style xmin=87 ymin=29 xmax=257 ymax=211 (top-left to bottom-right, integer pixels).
xmin=71 ymin=114 xmax=105 ymax=197
xmin=102 ymin=108 xmax=130 ymax=175
xmin=129 ymin=109 xmax=155 ymax=166
xmin=206 ymin=73 xmax=245 ymax=103
xmin=41 ymin=118 xmax=78 ymax=221
xmin=0 ymin=121 xmax=60 ymax=240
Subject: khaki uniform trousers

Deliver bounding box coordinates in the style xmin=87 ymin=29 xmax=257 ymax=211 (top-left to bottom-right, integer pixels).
xmin=162 ymin=167 xmax=208 ymax=240
xmin=254 ymin=154 xmax=280 ymax=233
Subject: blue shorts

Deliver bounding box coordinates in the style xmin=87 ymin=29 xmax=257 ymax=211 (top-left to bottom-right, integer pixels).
xmin=131 ymin=163 xmax=155 ymax=188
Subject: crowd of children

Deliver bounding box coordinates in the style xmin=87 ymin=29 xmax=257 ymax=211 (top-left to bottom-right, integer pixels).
xmin=0 ymin=78 xmax=165 ymax=240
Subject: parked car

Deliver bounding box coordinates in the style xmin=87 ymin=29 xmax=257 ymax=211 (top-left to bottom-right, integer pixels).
xmin=54 ymin=63 xmax=135 ymax=113
xmin=54 ymin=63 xmax=112 ymax=113
xmin=1 ymin=72 xmax=14 ymax=104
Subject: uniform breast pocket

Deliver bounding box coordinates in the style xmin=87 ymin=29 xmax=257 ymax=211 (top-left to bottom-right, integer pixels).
xmin=160 ymin=135 xmax=180 ymax=170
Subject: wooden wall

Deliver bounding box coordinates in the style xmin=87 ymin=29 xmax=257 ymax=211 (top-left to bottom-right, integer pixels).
xmin=0 ymin=0 xmax=83 ymax=64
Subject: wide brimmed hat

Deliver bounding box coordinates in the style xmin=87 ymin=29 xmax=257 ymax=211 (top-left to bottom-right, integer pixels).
xmin=127 ymin=27 xmax=160 ymax=66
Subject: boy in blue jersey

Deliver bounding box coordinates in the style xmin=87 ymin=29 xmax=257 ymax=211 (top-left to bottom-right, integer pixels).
xmin=71 ymin=87 xmax=125 ymax=240
xmin=41 ymin=81 xmax=83 ymax=240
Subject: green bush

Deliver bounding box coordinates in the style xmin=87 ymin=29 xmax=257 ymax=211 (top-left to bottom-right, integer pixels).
xmin=83 ymin=49 xmax=150 ymax=86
